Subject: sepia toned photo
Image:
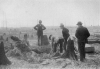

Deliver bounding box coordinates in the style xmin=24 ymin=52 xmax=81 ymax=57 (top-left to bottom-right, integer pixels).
xmin=0 ymin=0 xmax=99 ymax=69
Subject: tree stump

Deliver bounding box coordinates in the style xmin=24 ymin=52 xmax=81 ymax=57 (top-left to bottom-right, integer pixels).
xmin=0 ymin=42 xmax=11 ymax=65
xmin=41 ymin=35 xmax=49 ymax=45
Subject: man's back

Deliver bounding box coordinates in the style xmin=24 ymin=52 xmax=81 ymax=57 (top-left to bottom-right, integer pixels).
xmin=62 ymin=27 xmax=69 ymax=39
xmin=75 ymin=26 xmax=90 ymax=42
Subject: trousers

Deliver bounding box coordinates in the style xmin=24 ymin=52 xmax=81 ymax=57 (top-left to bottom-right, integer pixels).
xmin=53 ymin=38 xmax=64 ymax=53
xmin=38 ymin=35 xmax=43 ymax=46
xmin=78 ymin=41 xmax=85 ymax=61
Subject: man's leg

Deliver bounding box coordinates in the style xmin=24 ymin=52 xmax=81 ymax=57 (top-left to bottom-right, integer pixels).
xmin=82 ymin=42 xmax=85 ymax=60
xmin=58 ymin=39 xmax=63 ymax=53
xmin=78 ymin=42 xmax=85 ymax=62
xmin=40 ymin=35 xmax=43 ymax=46
xmin=38 ymin=35 xmax=40 ymax=46
xmin=63 ymin=38 xmax=67 ymax=52
xmin=53 ymin=43 xmax=58 ymax=53
xmin=59 ymin=43 xmax=63 ymax=53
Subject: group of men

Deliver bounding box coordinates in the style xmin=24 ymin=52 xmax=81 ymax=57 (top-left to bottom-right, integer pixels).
xmin=34 ymin=20 xmax=90 ymax=62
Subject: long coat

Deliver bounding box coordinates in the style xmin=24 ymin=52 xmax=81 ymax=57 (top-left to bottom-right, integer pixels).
xmin=62 ymin=27 xmax=69 ymax=39
xmin=75 ymin=26 xmax=90 ymax=43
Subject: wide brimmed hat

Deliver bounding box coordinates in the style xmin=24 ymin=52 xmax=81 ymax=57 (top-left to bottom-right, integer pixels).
xmin=60 ymin=23 xmax=64 ymax=27
xmin=77 ymin=21 xmax=82 ymax=25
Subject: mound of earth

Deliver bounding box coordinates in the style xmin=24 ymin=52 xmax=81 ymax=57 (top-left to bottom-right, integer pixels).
xmin=1 ymin=53 xmax=100 ymax=69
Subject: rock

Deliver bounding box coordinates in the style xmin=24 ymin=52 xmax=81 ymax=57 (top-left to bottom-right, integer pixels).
xmin=85 ymin=44 xmax=95 ymax=53
xmin=52 ymin=52 xmax=61 ymax=57
xmin=32 ymin=49 xmax=43 ymax=54
xmin=88 ymin=39 xmax=100 ymax=44
xmin=41 ymin=35 xmax=49 ymax=45
xmin=41 ymin=60 xmax=50 ymax=65
xmin=10 ymin=36 xmax=21 ymax=41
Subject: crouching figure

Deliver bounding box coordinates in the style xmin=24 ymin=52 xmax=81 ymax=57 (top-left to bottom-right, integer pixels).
xmin=49 ymin=35 xmax=64 ymax=56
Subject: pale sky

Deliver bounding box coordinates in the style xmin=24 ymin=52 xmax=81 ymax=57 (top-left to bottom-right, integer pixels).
xmin=0 ymin=0 xmax=99 ymax=27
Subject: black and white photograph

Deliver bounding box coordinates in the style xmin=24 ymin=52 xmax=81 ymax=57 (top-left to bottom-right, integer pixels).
xmin=0 ymin=0 xmax=99 ymax=69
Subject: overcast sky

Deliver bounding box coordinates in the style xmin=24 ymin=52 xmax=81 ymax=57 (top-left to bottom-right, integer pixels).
xmin=0 ymin=0 xmax=99 ymax=27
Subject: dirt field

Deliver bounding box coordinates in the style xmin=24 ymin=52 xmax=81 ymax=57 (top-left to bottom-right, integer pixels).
xmin=0 ymin=26 xmax=100 ymax=69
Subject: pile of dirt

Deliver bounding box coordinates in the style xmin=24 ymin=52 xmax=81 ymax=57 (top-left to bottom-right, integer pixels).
xmin=35 ymin=45 xmax=51 ymax=54
xmin=5 ymin=41 xmax=52 ymax=64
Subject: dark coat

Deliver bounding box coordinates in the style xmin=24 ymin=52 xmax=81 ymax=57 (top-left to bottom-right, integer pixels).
xmin=62 ymin=27 xmax=70 ymax=39
xmin=75 ymin=26 xmax=90 ymax=43
xmin=34 ymin=24 xmax=46 ymax=36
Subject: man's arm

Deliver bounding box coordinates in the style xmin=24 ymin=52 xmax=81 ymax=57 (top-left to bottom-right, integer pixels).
xmin=63 ymin=28 xmax=69 ymax=34
xmin=26 ymin=41 xmax=30 ymax=46
xmin=75 ymin=29 xmax=79 ymax=39
xmin=65 ymin=28 xmax=69 ymax=36
xmin=65 ymin=28 xmax=69 ymax=33
xmin=34 ymin=24 xmax=38 ymax=30
xmin=85 ymin=28 xmax=90 ymax=38
xmin=42 ymin=25 xmax=46 ymax=30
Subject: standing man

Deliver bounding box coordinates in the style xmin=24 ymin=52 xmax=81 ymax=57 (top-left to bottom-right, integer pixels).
xmin=60 ymin=23 xmax=70 ymax=52
xmin=75 ymin=21 xmax=90 ymax=62
xmin=34 ymin=20 xmax=46 ymax=46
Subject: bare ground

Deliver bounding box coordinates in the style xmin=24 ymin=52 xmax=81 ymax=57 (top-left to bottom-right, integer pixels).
xmin=1 ymin=41 xmax=100 ymax=69
xmin=0 ymin=27 xmax=100 ymax=69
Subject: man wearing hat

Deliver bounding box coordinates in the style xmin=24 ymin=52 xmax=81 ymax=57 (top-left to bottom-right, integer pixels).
xmin=60 ymin=23 xmax=70 ymax=52
xmin=75 ymin=21 xmax=90 ymax=62
xmin=34 ymin=20 xmax=46 ymax=46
